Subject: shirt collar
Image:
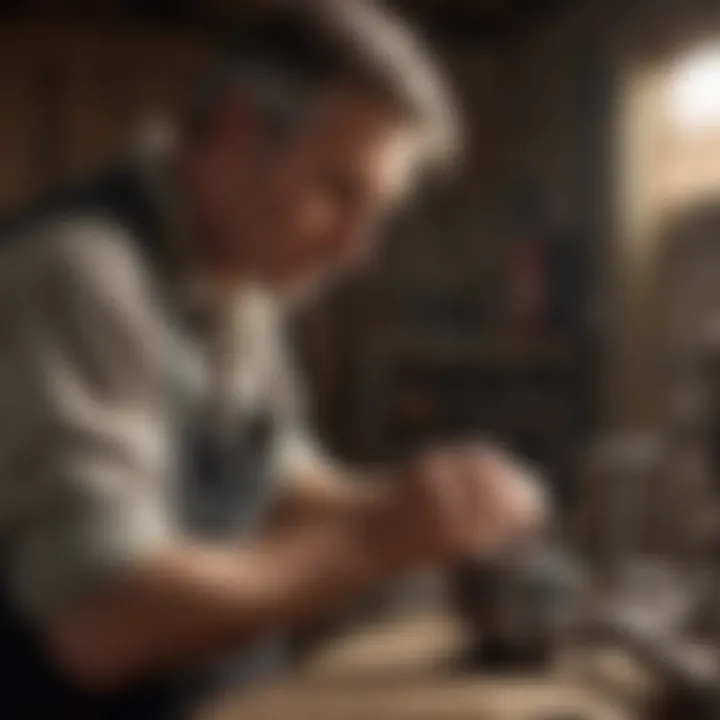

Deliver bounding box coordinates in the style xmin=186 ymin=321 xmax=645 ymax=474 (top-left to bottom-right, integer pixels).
xmin=131 ymin=121 xmax=194 ymax=297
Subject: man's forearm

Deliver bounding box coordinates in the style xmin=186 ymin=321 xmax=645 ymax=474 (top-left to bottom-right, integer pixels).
xmin=270 ymin=465 xmax=390 ymax=530
xmin=48 ymin=506 xmax=395 ymax=691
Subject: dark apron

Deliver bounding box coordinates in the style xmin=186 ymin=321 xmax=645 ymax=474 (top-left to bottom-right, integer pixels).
xmin=0 ymin=164 xmax=287 ymax=718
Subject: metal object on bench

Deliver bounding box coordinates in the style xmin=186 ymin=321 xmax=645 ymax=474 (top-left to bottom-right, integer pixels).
xmin=589 ymin=608 xmax=720 ymax=720
xmin=451 ymin=542 xmax=583 ymax=672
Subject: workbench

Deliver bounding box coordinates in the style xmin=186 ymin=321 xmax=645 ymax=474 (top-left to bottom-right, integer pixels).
xmin=201 ymin=613 xmax=654 ymax=720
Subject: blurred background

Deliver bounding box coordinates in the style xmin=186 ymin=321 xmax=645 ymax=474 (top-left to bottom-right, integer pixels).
xmin=5 ymin=2 xmax=720 ymax=715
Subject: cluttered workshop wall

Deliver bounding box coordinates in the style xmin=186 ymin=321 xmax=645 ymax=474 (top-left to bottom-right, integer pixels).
xmin=0 ymin=22 xmax=210 ymax=209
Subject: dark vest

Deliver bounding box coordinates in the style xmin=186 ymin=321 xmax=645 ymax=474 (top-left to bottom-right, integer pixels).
xmin=0 ymin=165 xmax=286 ymax=719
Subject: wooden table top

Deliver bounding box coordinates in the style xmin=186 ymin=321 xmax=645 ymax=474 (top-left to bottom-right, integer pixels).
xmin=200 ymin=612 xmax=656 ymax=720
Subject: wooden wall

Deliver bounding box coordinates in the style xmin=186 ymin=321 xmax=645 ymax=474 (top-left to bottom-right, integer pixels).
xmin=0 ymin=22 xmax=210 ymax=210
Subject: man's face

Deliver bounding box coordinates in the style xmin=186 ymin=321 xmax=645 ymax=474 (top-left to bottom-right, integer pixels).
xmin=193 ymin=86 xmax=422 ymax=294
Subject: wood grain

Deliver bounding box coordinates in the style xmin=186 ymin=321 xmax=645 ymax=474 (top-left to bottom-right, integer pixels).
xmin=200 ymin=613 xmax=651 ymax=720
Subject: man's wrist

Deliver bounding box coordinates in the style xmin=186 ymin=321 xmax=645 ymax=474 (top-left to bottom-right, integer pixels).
xmin=349 ymin=485 xmax=414 ymax=580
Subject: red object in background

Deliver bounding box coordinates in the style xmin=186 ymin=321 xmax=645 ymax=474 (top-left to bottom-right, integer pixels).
xmin=507 ymin=241 xmax=549 ymax=333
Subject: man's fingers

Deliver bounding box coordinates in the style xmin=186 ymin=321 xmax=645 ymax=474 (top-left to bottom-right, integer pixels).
xmin=387 ymin=443 xmax=551 ymax=569
xmin=464 ymin=446 xmax=549 ymax=554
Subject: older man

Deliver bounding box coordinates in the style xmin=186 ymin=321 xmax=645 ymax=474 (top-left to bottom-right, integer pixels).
xmin=0 ymin=1 xmax=545 ymax=717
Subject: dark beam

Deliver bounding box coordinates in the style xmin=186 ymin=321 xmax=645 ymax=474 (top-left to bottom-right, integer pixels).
xmin=393 ymin=0 xmax=573 ymax=47
xmin=0 ymin=0 xmax=572 ymax=47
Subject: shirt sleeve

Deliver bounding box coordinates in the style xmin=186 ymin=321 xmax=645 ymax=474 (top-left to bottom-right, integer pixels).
xmin=261 ymin=312 xmax=334 ymax=485
xmin=0 ymin=219 xmax=176 ymax=620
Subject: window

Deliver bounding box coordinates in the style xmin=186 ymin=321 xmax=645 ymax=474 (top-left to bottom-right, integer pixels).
xmin=670 ymin=45 xmax=720 ymax=132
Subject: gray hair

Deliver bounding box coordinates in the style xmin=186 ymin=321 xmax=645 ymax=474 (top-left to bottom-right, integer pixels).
xmin=184 ymin=0 xmax=462 ymax=173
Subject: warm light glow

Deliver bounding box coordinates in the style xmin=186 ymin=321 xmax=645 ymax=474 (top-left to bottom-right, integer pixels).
xmin=670 ymin=45 xmax=720 ymax=131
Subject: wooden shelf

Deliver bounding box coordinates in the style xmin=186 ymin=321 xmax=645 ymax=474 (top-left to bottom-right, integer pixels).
xmin=364 ymin=332 xmax=578 ymax=367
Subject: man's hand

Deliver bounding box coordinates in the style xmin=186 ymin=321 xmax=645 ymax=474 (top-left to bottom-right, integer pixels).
xmin=47 ymin=445 xmax=547 ymax=690
xmin=367 ymin=445 xmax=548 ymax=572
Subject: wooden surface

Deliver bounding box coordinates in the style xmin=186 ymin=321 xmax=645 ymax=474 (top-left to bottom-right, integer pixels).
xmin=200 ymin=613 xmax=655 ymax=720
